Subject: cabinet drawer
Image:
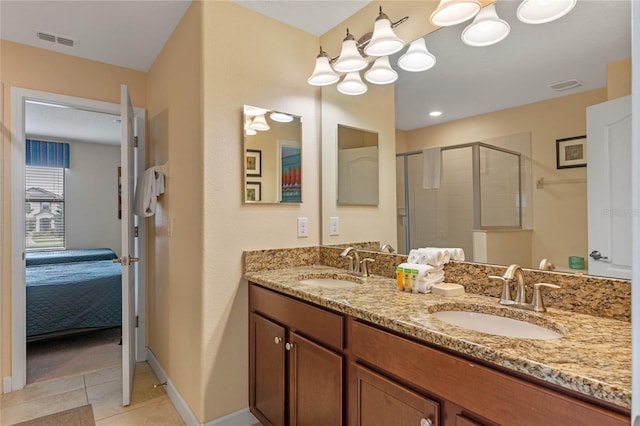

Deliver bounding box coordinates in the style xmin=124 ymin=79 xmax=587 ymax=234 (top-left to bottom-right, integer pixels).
xmin=250 ymin=284 xmax=344 ymax=351
xmin=350 ymin=319 xmax=627 ymax=426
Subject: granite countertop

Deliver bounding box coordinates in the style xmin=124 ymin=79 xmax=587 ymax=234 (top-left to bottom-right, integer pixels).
xmin=245 ymin=265 xmax=631 ymax=410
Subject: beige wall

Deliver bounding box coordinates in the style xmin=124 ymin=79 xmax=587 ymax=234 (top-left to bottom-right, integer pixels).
xmin=404 ymin=88 xmax=607 ymax=268
xmin=1 ymin=39 xmax=146 ymax=381
xmin=607 ymin=58 xmax=631 ymax=100
xmin=200 ymin=1 xmax=321 ymax=421
xmin=145 ymin=1 xmax=204 ymax=417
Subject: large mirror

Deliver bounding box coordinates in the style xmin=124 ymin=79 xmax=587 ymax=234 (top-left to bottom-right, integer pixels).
xmin=337 ymin=124 xmax=379 ymax=206
xmin=243 ymin=105 xmax=302 ymax=204
xmin=321 ymin=1 xmax=632 ymax=278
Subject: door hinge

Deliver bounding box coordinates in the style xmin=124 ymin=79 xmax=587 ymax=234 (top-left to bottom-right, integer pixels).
xmin=134 ymin=136 xmax=139 ymax=148
xmin=134 ymin=226 xmax=139 ymax=237
xmin=135 ymin=316 xmax=139 ymax=328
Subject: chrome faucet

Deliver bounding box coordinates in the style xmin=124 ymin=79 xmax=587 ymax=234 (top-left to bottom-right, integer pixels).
xmin=380 ymin=244 xmax=395 ymax=253
xmin=340 ymin=247 xmax=360 ymax=274
xmin=538 ymin=258 xmax=556 ymax=271
xmin=489 ymin=264 xmax=560 ymax=312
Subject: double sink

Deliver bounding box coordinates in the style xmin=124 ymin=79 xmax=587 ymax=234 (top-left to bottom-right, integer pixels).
xmin=296 ymin=272 xmax=564 ymax=341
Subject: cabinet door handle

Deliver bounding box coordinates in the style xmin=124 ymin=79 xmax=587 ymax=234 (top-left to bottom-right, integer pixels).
xmin=420 ymin=419 xmax=432 ymax=426
xmin=274 ymin=337 xmax=282 ymax=344
xmin=285 ymin=342 xmax=296 ymax=351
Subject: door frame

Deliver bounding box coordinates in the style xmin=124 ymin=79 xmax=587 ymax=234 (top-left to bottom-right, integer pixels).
xmin=8 ymin=87 xmax=146 ymax=391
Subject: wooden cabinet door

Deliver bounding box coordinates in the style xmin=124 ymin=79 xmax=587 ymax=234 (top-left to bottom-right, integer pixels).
xmin=289 ymin=331 xmax=343 ymax=426
xmin=352 ymin=363 xmax=439 ymax=426
xmin=456 ymin=414 xmax=483 ymax=426
xmin=250 ymin=313 xmax=286 ymax=426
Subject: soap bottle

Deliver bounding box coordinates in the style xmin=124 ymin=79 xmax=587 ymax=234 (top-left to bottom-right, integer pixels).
xmin=403 ymin=268 xmax=412 ymax=292
xmin=411 ymin=269 xmax=419 ymax=293
xmin=396 ymin=266 xmax=404 ymax=291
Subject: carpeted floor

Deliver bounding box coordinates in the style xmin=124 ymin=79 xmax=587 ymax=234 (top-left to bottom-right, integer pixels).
xmin=27 ymin=328 xmax=122 ymax=384
xmin=12 ymin=404 xmax=95 ymax=426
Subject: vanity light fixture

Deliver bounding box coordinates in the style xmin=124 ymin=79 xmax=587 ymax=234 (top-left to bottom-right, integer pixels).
xmin=364 ymin=56 xmax=398 ymax=85
xmin=430 ymin=0 xmax=482 ymax=27
xmin=462 ymin=3 xmax=510 ymax=47
xmin=245 ymin=127 xmax=257 ymax=136
xmin=398 ymin=38 xmax=436 ymax=72
xmin=337 ymin=71 xmax=368 ymax=96
xmin=248 ymin=114 xmax=270 ymax=132
xmin=270 ymin=112 xmax=294 ymax=123
xmin=243 ymin=105 xmax=268 ymax=117
xmin=517 ymin=0 xmax=577 ymax=24
xmin=364 ymin=7 xmax=405 ymax=57
xmin=333 ymin=29 xmax=368 ymax=73
xmin=307 ymin=47 xmax=340 ymax=86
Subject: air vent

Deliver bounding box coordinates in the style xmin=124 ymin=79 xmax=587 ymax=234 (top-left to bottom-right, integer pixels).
xmin=549 ymin=79 xmax=581 ymax=91
xmin=35 ymin=30 xmax=77 ymax=48
xmin=37 ymin=32 xmax=56 ymax=43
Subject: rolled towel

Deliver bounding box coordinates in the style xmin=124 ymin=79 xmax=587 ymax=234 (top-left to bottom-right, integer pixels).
xmin=419 ymin=248 xmax=450 ymax=266
xmin=442 ymin=248 xmax=465 ymax=261
xmin=407 ymin=249 xmax=421 ymax=264
xmin=414 ymin=275 xmax=445 ymax=293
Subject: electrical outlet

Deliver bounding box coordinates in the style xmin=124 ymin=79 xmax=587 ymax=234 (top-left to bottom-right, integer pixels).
xmin=297 ymin=217 xmax=309 ymax=238
xmin=329 ymin=217 xmax=339 ymax=236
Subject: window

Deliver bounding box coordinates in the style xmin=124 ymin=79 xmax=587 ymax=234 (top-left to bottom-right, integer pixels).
xmin=25 ymin=166 xmax=65 ymax=250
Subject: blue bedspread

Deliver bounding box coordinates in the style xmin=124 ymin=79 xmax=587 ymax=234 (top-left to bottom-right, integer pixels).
xmin=26 ymin=259 xmax=122 ymax=338
xmin=26 ymin=248 xmax=117 ymax=266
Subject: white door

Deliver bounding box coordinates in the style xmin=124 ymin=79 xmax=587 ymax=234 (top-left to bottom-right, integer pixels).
xmin=587 ymin=95 xmax=632 ymax=279
xmin=117 ymin=84 xmax=137 ymax=405
xmin=337 ymin=146 xmax=379 ymax=205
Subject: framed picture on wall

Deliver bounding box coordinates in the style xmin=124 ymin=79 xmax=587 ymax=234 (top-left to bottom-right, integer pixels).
xmin=556 ymin=135 xmax=587 ymax=169
xmin=246 ymin=181 xmax=261 ymax=202
xmin=246 ymin=149 xmax=262 ymax=177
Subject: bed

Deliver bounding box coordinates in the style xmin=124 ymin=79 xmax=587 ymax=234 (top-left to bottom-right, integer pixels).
xmin=26 ymin=248 xmax=122 ymax=341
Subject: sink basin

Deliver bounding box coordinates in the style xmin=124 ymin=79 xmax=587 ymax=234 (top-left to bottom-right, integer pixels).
xmin=431 ymin=311 xmax=563 ymax=340
xmin=297 ymin=273 xmax=362 ymax=289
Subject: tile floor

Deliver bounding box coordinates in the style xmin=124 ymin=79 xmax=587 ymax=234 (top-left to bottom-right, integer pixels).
xmin=1 ymin=362 xmax=184 ymax=425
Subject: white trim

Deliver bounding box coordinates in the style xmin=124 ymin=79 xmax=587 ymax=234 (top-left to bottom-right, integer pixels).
xmin=135 ymin=110 xmax=147 ymax=362
xmin=0 ymin=82 xmax=3 ymax=393
xmin=146 ymin=349 xmax=258 ymax=426
xmin=9 ymin=87 xmax=147 ymax=392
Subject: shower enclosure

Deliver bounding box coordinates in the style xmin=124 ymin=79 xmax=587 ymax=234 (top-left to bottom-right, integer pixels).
xmin=396 ymin=142 xmax=523 ymax=260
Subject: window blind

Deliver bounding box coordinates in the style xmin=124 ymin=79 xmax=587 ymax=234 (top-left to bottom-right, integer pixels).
xmin=25 ymin=166 xmax=65 ymax=250
xmin=25 ymin=139 xmax=70 ymax=168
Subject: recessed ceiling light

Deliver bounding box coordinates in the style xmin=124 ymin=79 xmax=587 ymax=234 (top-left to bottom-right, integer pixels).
xmin=429 ymin=111 xmax=443 ymax=117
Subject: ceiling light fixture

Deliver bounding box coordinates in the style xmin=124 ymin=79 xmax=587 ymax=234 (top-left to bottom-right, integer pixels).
xmin=398 ymin=38 xmax=436 ymax=72
xmin=307 ymin=47 xmax=340 ymax=86
xmin=364 ymin=7 xmax=405 ymax=57
xmin=430 ymin=0 xmax=482 ymax=27
xmin=270 ymin=112 xmax=294 ymax=123
xmin=337 ymin=71 xmax=368 ymax=96
xmin=462 ymin=3 xmax=510 ymax=47
xmin=429 ymin=111 xmax=443 ymax=117
xmin=517 ymin=0 xmax=577 ymax=24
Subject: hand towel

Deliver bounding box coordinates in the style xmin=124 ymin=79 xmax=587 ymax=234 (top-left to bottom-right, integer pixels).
xmin=407 ymin=249 xmax=421 ymax=264
xmin=398 ymin=263 xmax=438 ymax=279
xmin=134 ymin=167 xmax=165 ymax=217
xmin=441 ymin=248 xmax=465 ymax=261
xmin=422 ymin=147 xmax=442 ymax=189
xmin=419 ymin=248 xmax=450 ymax=266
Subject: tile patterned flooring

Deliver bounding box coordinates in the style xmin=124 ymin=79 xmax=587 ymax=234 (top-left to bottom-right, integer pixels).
xmin=1 ymin=362 xmax=184 ymax=425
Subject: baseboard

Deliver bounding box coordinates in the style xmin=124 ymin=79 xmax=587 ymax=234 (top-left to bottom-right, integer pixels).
xmin=145 ymin=349 xmax=258 ymax=426
xmin=3 ymin=376 xmax=12 ymax=394
xmin=146 ymin=349 xmax=201 ymax=426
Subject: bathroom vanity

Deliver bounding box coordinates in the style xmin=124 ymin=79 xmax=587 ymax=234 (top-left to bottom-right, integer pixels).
xmin=246 ymin=261 xmax=630 ymax=426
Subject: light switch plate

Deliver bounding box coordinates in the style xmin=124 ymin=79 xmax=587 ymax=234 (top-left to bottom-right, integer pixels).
xmin=297 ymin=217 xmax=309 ymax=238
xmin=329 ymin=217 xmax=339 ymax=236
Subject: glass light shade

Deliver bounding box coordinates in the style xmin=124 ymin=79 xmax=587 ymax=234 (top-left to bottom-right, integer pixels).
xmin=270 ymin=112 xmax=293 ymax=123
xmin=517 ymin=0 xmax=577 ymax=24
xmin=364 ymin=18 xmax=405 ymax=57
xmin=364 ymin=56 xmax=398 ymax=85
xmin=430 ymin=0 xmax=481 ymax=26
xmin=337 ymin=72 xmax=368 ymax=96
xmin=398 ymin=38 xmax=436 ymax=72
xmin=245 ymin=127 xmax=257 ymax=136
xmin=333 ymin=39 xmax=368 ymax=73
xmin=243 ymin=105 xmax=268 ymax=117
xmin=461 ymin=4 xmax=510 ymax=47
xmin=307 ymin=55 xmax=340 ymax=86
xmin=249 ymin=114 xmax=270 ymax=131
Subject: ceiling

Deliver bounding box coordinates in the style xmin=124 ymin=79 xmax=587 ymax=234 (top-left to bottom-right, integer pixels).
xmin=1 ymin=0 xmax=632 ymax=141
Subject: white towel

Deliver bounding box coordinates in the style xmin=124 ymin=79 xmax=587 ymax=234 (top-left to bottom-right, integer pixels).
xmin=422 ymin=147 xmax=442 ymax=189
xmin=419 ymin=248 xmax=450 ymax=266
xmin=134 ymin=167 xmax=165 ymax=217
xmin=398 ymin=263 xmax=438 ymax=279
xmin=438 ymin=248 xmax=465 ymax=261
xmin=413 ymin=275 xmax=445 ymax=293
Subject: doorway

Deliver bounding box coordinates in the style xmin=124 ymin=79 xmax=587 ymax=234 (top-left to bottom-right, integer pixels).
xmin=8 ymin=87 xmax=146 ymax=395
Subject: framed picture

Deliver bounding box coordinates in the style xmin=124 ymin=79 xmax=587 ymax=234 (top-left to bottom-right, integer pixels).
xmin=246 ymin=181 xmax=262 ymax=202
xmin=556 ymin=135 xmax=587 ymax=169
xmin=279 ymin=142 xmax=302 ymax=203
xmin=246 ymin=149 xmax=262 ymax=177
